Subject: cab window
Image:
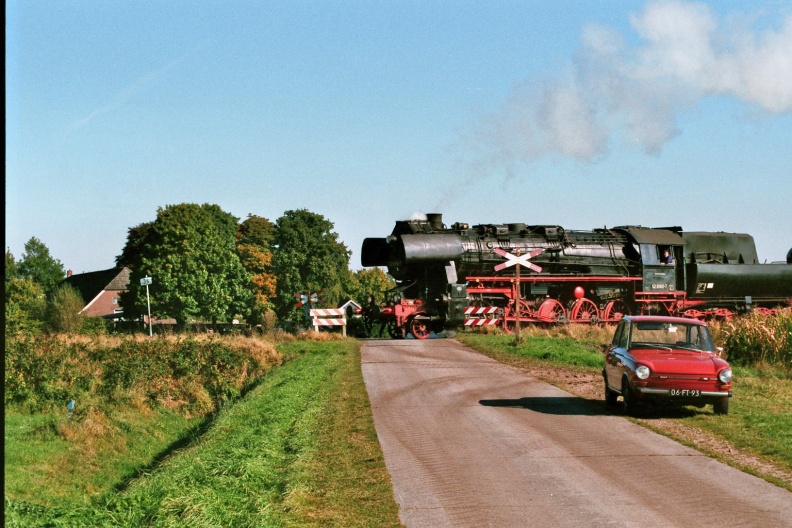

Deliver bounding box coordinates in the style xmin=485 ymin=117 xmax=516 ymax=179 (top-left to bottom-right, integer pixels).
xmin=640 ymin=244 xmax=659 ymax=265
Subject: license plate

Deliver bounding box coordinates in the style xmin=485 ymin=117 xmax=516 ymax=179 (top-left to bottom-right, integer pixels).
xmin=670 ymin=389 xmax=701 ymax=397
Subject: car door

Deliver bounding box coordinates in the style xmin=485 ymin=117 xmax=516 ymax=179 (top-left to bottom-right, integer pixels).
xmin=605 ymin=321 xmax=628 ymax=389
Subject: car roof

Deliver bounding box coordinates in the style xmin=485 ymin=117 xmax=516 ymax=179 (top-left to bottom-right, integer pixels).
xmin=622 ymin=315 xmax=707 ymax=326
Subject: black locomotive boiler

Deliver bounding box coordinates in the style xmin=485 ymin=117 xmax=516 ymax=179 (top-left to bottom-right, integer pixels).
xmin=361 ymin=214 xmax=792 ymax=338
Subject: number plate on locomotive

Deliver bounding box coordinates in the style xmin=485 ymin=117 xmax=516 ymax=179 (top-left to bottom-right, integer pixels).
xmin=670 ymin=389 xmax=701 ymax=397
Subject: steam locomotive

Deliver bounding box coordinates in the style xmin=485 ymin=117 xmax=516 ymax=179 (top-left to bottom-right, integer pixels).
xmin=361 ymin=214 xmax=792 ymax=339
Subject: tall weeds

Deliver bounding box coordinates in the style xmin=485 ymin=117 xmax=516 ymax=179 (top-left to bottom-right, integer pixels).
xmin=717 ymin=309 xmax=792 ymax=366
xmin=4 ymin=333 xmax=283 ymax=415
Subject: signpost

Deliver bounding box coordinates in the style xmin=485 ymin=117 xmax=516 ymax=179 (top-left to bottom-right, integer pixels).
xmin=295 ymin=289 xmax=323 ymax=320
xmin=140 ymin=276 xmax=153 ymax=337
xmin=493 ymin=248 xmax=543 ymax=341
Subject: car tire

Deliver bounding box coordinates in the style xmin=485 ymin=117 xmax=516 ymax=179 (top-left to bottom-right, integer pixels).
xmin=621 ymin=378 xmax=637 ymax=416
xmin=604 ymin=379 xmax=619 ymax=406
xmin=713 ymin=398 xmax=729 ymax=415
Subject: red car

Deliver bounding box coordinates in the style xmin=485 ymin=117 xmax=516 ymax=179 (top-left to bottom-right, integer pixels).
xmin=603 ymin=316 xmax=733 ymax=415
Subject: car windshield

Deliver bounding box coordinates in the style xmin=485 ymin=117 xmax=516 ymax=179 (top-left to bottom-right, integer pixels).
xmin=628 ymin=321 xmax=715 ymax=352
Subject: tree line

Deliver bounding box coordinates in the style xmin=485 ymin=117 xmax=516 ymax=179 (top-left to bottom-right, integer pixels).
xmin=5 ymin=204 xmax=393 ymax=334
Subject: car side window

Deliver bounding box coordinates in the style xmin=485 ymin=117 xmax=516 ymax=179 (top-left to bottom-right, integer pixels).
xmin=618 ymin=323 xmax=629 ymax=348
xmin=612 ymin=322 xmax=627 ymax=348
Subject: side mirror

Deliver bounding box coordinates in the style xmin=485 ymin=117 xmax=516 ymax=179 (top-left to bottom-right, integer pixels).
xmin=716 ymin=347 xmax=724 ymax=357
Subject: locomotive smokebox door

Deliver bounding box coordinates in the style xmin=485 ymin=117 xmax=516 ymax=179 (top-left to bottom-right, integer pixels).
xmin=361 ymin=238 xmax=390 ymax=267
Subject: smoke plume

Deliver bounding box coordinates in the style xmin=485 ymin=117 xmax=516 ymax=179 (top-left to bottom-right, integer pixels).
xmin=467 ymin=1 xmax=792 ymax=169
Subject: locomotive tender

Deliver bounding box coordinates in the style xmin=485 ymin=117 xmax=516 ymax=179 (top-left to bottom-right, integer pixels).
xmin=361 ymin=214 xmax=792 ymax=339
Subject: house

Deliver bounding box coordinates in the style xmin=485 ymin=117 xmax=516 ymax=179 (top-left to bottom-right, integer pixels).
xmin=65 ymin=267 xmax=130 ymax=320
xmin=338 ymin=298 xmax=363 ymax=318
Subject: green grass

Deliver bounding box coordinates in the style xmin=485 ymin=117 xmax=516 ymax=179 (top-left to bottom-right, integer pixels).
xmin=457 ymin=331 xmax=604 ymax=370
xmin=4 ymin=409 xmax=201 ymax=507
xmin=4 ymin=339 xmax=401 ymax=527
xmin=4 ymin=414 xmax=73 ymax=503
xmin=685 ymin=366 xmax=792 ymax=470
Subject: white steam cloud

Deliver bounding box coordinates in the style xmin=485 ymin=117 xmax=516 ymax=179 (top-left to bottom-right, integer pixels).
xmin=467 ymin=1 xmax=792 ymax=169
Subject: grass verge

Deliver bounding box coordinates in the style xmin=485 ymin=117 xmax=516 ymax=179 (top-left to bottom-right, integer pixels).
xmin=457 ymin=327 xmax=606 ymax=371
xmin=5 ymin=338 xmax=400 ymax=527
xmin=4 ymin=408 xmax=203 ymax=507
xmin=680 ymin=365 xmax=792 ymax=470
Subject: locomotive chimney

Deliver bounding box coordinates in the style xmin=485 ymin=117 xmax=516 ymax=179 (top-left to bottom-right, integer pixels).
xmin=427 ymin=213 xmax=445 ymax=231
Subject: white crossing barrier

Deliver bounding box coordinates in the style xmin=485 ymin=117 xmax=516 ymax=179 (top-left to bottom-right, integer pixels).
xmin=310 ymin=308 xmax=347 ymax=337
xmin=463 ymin=306 xmax=500 ymax=327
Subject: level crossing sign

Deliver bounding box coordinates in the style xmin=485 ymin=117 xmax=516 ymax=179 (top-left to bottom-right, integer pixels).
xmin=493 ymin=248 xmax=544 ymax=273
xmin=294 ymin=289 xmax=323 ymax=309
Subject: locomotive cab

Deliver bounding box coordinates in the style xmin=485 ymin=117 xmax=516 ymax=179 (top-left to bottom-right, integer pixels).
xmin=616 ymin=228 xmax=686 ymax=295
xmin=638 ymin=243 xmax=684 ymax=292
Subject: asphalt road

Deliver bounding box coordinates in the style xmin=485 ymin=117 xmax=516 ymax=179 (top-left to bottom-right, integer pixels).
xmin=361 ymin=338 xmax=792 ymax=528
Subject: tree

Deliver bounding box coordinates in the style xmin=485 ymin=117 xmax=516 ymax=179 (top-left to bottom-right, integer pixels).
xmin=5 ymin=277 xmax=47 ymax=334
xmin=345 ymin=267 xmax=395 ymax=305
xmin=237 ymin=215 xmax=277 ymax=320
xmin=115 ymin=221 xmax=154 ymax=269
xmin=119 ymin=203 xmax=254 ymax=326
xmin=272 ymin=209 xmax=351 ymax=321
xmin=47 ymin=283 xmax=86 ymax=333
xmin=17 ymin=237 xmax=65 ymax=295
xmin=238 ymin=214 xmax=276 ymax=248
xmin=5 ymin=248 xmax=20 ymax=280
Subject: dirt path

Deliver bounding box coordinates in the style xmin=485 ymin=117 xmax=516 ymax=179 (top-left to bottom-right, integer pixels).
xmin=362 ymin=338 xmax=792 ymax=528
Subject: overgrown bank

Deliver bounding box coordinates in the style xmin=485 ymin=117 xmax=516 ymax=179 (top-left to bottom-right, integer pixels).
xmin=4 ymin=335 xmax=401 ymax=527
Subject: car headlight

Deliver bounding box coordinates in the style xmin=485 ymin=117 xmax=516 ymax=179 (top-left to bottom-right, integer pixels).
xmin=636 ymin=365 xmax=651 ymax=380
xmin=718 ymin=369 xmax=733 ymax=384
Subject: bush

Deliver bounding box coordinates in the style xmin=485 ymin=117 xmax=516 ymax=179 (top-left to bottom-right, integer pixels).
xmin=5 ymin=334 xmax=282 ymax=415
xmin=47 ymin=284 xmax=86 ymax=333
xmin=4 ymin=336 xmax=95 ymax=411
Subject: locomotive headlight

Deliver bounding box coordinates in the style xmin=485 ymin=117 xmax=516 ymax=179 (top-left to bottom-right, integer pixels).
xmin=718 ymin=368 xmax=733 ymax=384
xmin=636 ymin=366 xmax=651 ymax=380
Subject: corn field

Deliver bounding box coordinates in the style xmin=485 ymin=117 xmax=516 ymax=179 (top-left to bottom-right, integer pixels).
xmin=710 ymin=309 xmax=792 ymax=366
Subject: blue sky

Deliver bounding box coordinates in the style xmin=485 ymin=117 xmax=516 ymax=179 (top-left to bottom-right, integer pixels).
xmin=6 ymin=0 xmax=792 ymax=274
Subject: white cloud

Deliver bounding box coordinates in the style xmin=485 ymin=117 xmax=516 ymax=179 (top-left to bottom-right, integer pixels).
xmin=469 ymin=0 xmax=792 ymax=170
xmin=632 ymin=0 xmax=792 ymax=112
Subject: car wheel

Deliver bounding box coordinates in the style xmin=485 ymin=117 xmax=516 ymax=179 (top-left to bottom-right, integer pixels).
xmin=621 ymin=378 xmax=637 ymax=416
xmin=604 ymin=379 xmax=619 ymax=406
xmin=713 ymin=398 xmax=729 ymax=415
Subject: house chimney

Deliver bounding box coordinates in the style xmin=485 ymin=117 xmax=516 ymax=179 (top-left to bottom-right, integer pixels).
xmin=67 ymin=269 xmax=73 ymax=277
